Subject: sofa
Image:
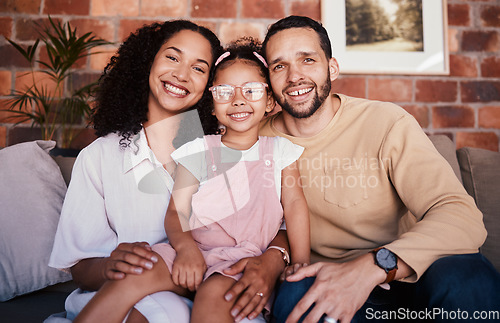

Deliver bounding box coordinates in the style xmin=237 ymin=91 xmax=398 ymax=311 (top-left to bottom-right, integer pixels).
xmin=0 ymin=135 xmax=499 ymax=322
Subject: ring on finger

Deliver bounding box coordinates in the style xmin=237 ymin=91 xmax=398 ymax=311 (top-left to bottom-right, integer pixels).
xmin=256 ymin=292 xmax=264 ymax=297
xmin=324 ymin=316 xmax=337 ymax=323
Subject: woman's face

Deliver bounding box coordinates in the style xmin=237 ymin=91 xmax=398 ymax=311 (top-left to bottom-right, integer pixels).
xmin=147 ymin=29 xmax=213 ymax=124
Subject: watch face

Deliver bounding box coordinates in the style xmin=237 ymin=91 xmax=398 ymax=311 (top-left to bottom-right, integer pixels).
xmin=376 ymin=248 xmax=397 ymax=270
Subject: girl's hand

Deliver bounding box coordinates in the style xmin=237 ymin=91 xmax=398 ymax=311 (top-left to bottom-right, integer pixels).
xmin=281 ymin=263 xmax=309 ymax=281
xmin=104 ymin=242 xmax=158 ymax=280
xmin=172 ymin=246 xmax=207 ymax=291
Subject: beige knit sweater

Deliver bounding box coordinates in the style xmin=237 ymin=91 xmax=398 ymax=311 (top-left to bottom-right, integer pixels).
xmin=259 ymin=94 xmax=486 ymax=282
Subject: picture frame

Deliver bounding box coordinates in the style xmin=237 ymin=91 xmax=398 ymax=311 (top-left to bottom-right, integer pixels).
xmin=321 ymin=0 xmax=449 ymax=75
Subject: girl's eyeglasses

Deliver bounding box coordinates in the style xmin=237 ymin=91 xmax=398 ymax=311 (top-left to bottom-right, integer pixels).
xmin=209 ymin=82 xmax=268 ymax=103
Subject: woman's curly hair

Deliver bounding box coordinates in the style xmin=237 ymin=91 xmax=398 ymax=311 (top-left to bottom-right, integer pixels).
xmin=92 ymin=20 xmax=222 ymax=147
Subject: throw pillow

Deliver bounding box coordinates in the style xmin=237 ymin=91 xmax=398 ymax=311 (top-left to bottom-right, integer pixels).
xmin=457 ymin=147 xmax=500 ymax=272
xmin=0 ymin=140 xmax=72 ymax=301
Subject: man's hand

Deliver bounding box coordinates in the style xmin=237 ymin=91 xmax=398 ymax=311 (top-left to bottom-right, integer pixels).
xmin=281 ymin=263 xmax=309 ymax=281
xmin=103 ymin=242 xmax=158 ymax=280
xmin=223 ymin=250 xmax=285 ymax=321
xmin=285 ymin=254 xmax=385 ymax=323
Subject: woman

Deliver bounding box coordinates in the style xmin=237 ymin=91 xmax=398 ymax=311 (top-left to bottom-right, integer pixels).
xmin=48 ymin=20 xmax=288 ymax=322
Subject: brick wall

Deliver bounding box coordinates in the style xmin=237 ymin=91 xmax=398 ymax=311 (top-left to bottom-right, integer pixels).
xmin=0 ymin=0 xmax=499 ymax=151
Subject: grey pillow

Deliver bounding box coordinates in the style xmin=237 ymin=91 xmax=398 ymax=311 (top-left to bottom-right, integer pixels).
xmin=0 ymin=140 xmax=72 ymax=301
xmin=428 ymin=135 xmax=462 ymax=182
xmin=457 ymin=147 xmax=500 ymax=272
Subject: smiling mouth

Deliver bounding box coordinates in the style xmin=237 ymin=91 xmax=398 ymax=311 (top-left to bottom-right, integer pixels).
xmin=229 ymin=112 xmax=251 ymax=120
xmin=163 ymin=82 xmax=188 ymax=96
xmin=288 ymin=87 xmax=313 ymax=97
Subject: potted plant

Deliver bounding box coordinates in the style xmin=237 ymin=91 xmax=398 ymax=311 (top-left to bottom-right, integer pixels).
xmin=2 ymin=16 xmax=111 ymax=154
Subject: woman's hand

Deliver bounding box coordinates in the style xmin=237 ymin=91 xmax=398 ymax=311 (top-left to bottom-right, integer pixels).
xmin=223 ymin=249 xmax=285 ymax=321
xmin=104 ymin=242 xmax=159 ymax=279
xmin=172 ymin=245 xmax=207 ymax=291
xmin=70 ymin=241 xmax=158 ymax=291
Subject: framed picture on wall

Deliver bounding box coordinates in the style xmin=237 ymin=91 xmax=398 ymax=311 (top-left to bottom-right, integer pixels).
xmin=321 ymin=0 xmax=449 ymax=75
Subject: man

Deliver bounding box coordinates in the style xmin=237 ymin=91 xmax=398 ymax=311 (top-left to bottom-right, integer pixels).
xmin=259 ymin=16 xmax=500 ymax=323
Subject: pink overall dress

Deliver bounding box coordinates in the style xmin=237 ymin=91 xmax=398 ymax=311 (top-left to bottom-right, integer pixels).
xmin=153 ymin=135 xmax=284 ymax=281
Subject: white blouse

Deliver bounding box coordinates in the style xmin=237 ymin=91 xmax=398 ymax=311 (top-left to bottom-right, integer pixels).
xmin=49 ymin=129 xmax=173 ymax=271
xmin=47 ymin=129 xmax=194 ymax=322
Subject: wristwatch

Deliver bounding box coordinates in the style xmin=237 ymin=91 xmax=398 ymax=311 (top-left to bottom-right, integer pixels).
xmin=267 ymin=246 xmax=291 ymax=266
xmin=372 ymin=247 xmax=398 ymax=284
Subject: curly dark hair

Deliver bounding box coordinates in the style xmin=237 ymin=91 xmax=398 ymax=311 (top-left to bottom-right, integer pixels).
xmin=92 ymin=20 xmax=222 ymax=147
xmin=199 ymin=37 xmax=271 ymax=127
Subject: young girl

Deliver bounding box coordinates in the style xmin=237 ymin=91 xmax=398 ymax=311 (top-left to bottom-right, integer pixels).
xmin=74 ymin=38 xmax=310 ymax=323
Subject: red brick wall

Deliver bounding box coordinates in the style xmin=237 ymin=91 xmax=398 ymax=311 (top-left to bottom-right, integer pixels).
xmin=0 ymin=0 xmax=499 ymax=151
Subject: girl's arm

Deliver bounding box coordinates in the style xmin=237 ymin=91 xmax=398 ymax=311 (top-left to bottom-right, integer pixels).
xmin=281 ymin=161 xmax=310 ymax=265
xmin=165 ymin=164 xmax=206 ymax=291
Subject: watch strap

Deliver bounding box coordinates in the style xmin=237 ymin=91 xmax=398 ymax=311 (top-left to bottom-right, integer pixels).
xmin=384 ymin=268 xmax=397 ymax=284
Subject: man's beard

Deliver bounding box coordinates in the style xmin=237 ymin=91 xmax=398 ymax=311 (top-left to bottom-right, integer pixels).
xmin=277 ymin=76 xmax=331 ymax=119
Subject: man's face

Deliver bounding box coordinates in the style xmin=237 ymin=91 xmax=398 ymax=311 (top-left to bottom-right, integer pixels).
xmin=265 ymin=28 xmax=332 ymax=119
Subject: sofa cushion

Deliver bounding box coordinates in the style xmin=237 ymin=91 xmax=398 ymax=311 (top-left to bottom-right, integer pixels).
xmin=428 ymin=135 xmax=462 ymax=182
xmin=0 ymin=140 xmax=72 ymax=301
xmin=457 ymin=147 xmax=500 ymax=272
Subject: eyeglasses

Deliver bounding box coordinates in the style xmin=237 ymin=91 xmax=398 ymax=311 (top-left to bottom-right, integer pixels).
xmin=209 ymin=82 xmax=268 ymax=103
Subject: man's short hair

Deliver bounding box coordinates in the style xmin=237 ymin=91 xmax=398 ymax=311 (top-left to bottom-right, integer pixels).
xmin=262 ymin=15 xmax=332 ymax=60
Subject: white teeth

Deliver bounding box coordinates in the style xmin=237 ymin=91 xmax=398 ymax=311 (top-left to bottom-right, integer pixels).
xmin=164 ymin=83 xmax=187 ymax=95
xmin=289 ymin=88 xmax=313 ymax=96
xmin=230 ymin=112 xmax=250 ymax=118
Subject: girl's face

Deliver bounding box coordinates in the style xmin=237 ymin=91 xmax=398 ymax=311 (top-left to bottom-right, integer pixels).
xmin=147 ymin=29 xmax=213 ymax=124
xmin=212 ymin=60 xmax=274 ymax=136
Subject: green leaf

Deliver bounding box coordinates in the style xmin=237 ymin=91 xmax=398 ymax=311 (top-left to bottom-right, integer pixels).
xmin=5 ymin=14 xmax=113 ymax=147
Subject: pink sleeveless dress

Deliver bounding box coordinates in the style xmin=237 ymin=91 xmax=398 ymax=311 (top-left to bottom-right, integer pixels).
xmin=153 ymin=135 xmax=284 ymax=281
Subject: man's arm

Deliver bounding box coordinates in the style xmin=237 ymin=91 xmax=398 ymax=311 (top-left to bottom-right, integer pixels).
xmin=381 ymin=115 xmax=486 ymax=281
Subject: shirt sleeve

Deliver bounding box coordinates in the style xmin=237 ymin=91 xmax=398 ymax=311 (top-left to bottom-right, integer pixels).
xmin=48 ymin=145 xmax=119 ymax=271
xmin=274 ymin=136 xmax=305 ymax=171
xmin=171 ymin=137 xmax=207 ymax=182
xmin=381 ymin=115 xmax=486 ymax=281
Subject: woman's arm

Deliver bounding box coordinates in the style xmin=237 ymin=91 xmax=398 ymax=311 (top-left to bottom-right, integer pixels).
xmin=280 ymin=161 xmax=310 ymax=265
xmin=62 ymin=146 xmax=159 ymax=291
xmin=165 ymin=164 xmax=206 ymax=291
xmin=70 ymin=242 xmax=159 ymax=291
xmin=223 ymin=230 xmax=289 ymax=321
